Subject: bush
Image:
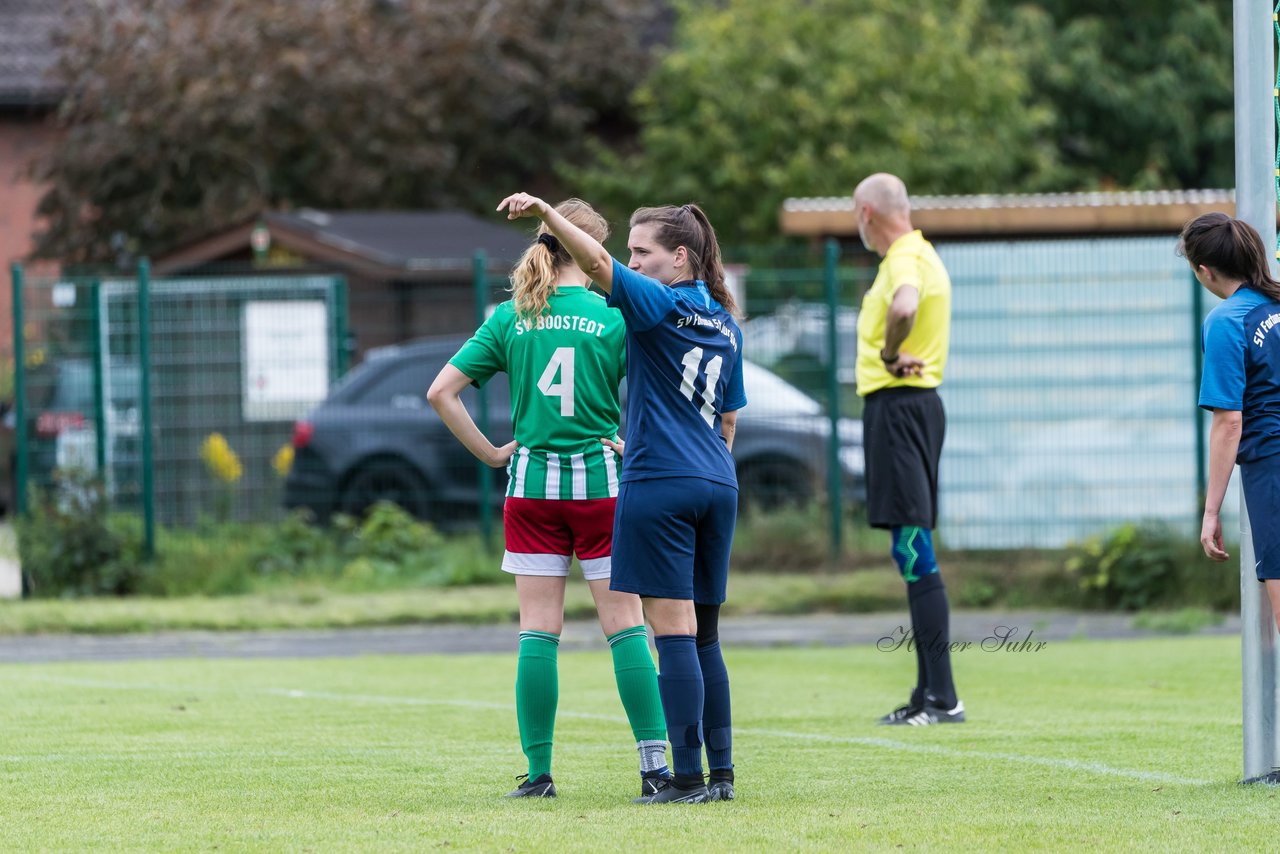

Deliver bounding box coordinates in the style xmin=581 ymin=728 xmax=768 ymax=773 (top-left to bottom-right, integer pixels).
xmin=1066 ymin=523 xmax=1236 ymax=612
xmin=251 ymin=509 xmax=339 ymax=577
xmin=16 ymin=469 xmax=145 ymax=597
xmin=246 ymin=502 xmax=503 ymax=591
xmin=142 ymin=522 xmax=259 ymax=597
xmin=348 ymin=501 xmax=443 ymax=565
xmin=732 ymin=505 xmax=834 ymax=572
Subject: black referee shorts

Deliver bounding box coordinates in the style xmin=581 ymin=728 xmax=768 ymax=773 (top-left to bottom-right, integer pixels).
xmin=862 ymin=386 xmax=945 ymax=530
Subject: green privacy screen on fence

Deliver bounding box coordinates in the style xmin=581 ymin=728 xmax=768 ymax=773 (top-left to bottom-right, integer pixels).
xmin=933 ymin=236 xmax=1221 ymax=548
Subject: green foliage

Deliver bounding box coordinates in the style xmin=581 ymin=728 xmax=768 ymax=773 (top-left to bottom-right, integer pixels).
xmin=993 ymin=0 xmax=1233 ymax=190
xmin=15 ymin=500 xmax=502 ymax=601
xmin=35 ymin=0 xmax=657 ymax=263
xmin=1066 ymin=523 xmax=1235 ymax=612
xmin=732 ymin=504 xmax=835 ymax=571
xmin=350 ymin=501 xmax=441 ymax=565
xmin=250 ymin=510 xmax=336 ymax=577
xmin=573 ymin=0 xmax=1061 ymax=243
xmin=1132 ymin=607 xmax=1226 ymax=635
xmin=136 ymin=503 xmax=503 ymax=597
xmin=15 ymin=469 xmax=145 ymax=597
xmin=142 ymin=523 xmax=259 ymax=597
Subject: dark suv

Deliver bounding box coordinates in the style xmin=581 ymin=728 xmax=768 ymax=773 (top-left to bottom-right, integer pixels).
xmin=284 ymin=336 xmax=863 ymax=527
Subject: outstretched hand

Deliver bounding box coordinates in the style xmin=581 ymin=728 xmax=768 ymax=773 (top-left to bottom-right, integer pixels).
xmin=497 ymin=193 xmax=549 ymax=221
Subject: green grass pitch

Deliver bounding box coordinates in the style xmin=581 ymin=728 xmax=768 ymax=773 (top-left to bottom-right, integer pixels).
xmin=1 ymin=635 xmax=1275 ymax=851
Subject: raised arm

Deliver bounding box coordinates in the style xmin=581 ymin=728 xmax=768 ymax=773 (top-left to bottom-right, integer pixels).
xmin=497 ymin=193 xmax=616 ymax=293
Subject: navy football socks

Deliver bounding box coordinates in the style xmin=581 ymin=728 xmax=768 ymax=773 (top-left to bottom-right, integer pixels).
xmin=654 ymin=634 xmax=705 ymax=779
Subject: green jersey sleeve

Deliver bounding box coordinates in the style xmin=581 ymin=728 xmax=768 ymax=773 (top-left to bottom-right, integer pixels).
xmin=449 ymin=305 xmax=511 ymax=385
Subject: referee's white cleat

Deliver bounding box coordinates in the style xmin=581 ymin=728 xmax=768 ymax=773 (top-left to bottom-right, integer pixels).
xmin=877 ymin=702 xmax=924 ymax=725
xmin=897 ymin=699 xmax=965 ymax=726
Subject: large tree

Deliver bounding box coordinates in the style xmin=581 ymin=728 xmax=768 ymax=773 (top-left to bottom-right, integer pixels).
xmin=35 ymin=0 xmax=656 ymax=264
xmin=573 ymin=0 xmax=1063 ymax=245
xmin=995 ymin=0 xmax=1234 ymax=190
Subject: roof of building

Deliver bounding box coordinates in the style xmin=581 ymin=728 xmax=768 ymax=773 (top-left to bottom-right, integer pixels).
xmin=0 ymin=0 xmax=65 ymax=108
xmin=268 ymin=209 xmax=533 ymax=270
xmin=781 ymin=189 xmax=1240 ymax=238
xmin=154 ymin=209 xmax=536 ymax=278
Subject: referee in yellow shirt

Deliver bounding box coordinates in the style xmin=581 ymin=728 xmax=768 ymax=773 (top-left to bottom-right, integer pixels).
xmin=853 ymin=173 xmax=963 ymax=726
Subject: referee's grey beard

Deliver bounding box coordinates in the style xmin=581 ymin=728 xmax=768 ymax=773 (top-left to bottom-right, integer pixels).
xmin=858 ymin=220 xmax=874 ymax=253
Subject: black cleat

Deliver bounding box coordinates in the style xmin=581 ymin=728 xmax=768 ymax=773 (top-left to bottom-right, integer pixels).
xmin=877 ymin=703 xmax=923 ymax=725
xmin=708 ymin=769 xmax=734 ymax=802
xmin=708 ymin=781 xmax=735 ymax=801
xmin=633 ymin=778 xmax=709 ymax=804
xmin=640 ymin=771 xmax=672 ymax=798
xmin=505 ymin=773 xmax=556 ymax=798
xmin=894 ymin=699 xmax=965 ymax=726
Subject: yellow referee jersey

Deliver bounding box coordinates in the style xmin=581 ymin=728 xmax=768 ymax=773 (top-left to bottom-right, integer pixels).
xmin=855 ymin=230 xmax=951 ymax=396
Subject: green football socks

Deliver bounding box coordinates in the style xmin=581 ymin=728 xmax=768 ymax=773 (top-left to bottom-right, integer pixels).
xmin=515 ymin=630 xmax=560 ymax=780
xmin=607 ymin=625 xmax=670 ymax=774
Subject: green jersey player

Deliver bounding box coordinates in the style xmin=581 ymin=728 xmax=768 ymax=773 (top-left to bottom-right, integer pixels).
xmin=428 ymin=199 xmax=669 ymax=801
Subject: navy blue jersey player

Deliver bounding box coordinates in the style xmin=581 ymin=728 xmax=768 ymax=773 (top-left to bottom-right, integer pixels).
xmin=498 ymin=192 xmax=744 ymax=805
xmin=1180 ymin=212 xmax=1280 ymax=635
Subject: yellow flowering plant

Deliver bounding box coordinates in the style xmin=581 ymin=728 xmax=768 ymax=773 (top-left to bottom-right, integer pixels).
xmin=272 ymin=444 xmax=293 ymax=478
xmin=199 ymin=433 xmax=242 ymax=520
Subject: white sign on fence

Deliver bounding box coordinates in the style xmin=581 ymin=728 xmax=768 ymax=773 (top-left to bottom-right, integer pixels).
xmin=242 ymin=300 xmax=329 ymax=422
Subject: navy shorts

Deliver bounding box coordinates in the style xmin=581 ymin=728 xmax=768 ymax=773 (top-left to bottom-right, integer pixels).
xmin=609 ymin=476 xmax=738 ymax=603
xmin=1242 ymin=453 xmax=1280 ymax=582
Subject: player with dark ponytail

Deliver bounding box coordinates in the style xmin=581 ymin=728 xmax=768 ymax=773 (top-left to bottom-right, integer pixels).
xmin=1180 ymin=212 xmax=1280 ymax=632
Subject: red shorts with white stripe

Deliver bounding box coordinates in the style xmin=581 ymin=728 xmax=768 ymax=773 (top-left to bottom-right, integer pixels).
xmin=502 ymin=497 xmax=616 ymax=580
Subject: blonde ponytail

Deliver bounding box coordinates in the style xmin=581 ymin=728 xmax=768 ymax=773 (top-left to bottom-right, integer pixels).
xmin=511 ymin=240 xmax=560 ymax=320
xmin=509 ymin=199 xmax=610 ymax=321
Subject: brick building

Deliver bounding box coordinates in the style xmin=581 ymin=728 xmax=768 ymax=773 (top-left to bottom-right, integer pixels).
xmin=0 ymin=0 xmax=63 ymax=358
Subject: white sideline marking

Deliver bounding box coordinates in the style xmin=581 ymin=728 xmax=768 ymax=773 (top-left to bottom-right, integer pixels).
xmin=742 ymin=728 xmax=1210 ymax=786
xmin=18 ymin=676 xmax=1213 ymax=786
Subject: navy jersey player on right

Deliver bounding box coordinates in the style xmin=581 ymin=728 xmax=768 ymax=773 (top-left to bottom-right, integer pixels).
xmin=1180 ymin=212 xmax=1280 ymax=634
xmin=498 ymin=192 xmax=744 ymax=805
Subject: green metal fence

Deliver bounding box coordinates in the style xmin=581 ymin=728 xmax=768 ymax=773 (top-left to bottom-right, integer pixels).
xmin=9 ymin=233 xmax=1215 ymax=555
xmin=10 ymin=262 xmax=347 ymax=545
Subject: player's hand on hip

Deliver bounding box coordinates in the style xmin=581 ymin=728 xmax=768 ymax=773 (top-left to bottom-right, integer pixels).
xmin=1200 ymin=510 xmax=1229 ymax=561
xmin=601 ymin=436 xmax=624 ymax=458
xmin=497 ymin=193 xmax=548 ymax=220
xmin=489 ymin=440 xmax=518 ymax=468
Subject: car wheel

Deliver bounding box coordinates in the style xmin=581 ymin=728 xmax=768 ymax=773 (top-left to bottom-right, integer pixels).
xmin=737 ymin=458 xmax=813 ymax=511
xmin=340 ymin=459 xmax=430 ymax=519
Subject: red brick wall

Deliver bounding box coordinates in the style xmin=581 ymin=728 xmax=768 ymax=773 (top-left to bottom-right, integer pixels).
xmin=0 ymin=115 xmax=58 ymax=359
